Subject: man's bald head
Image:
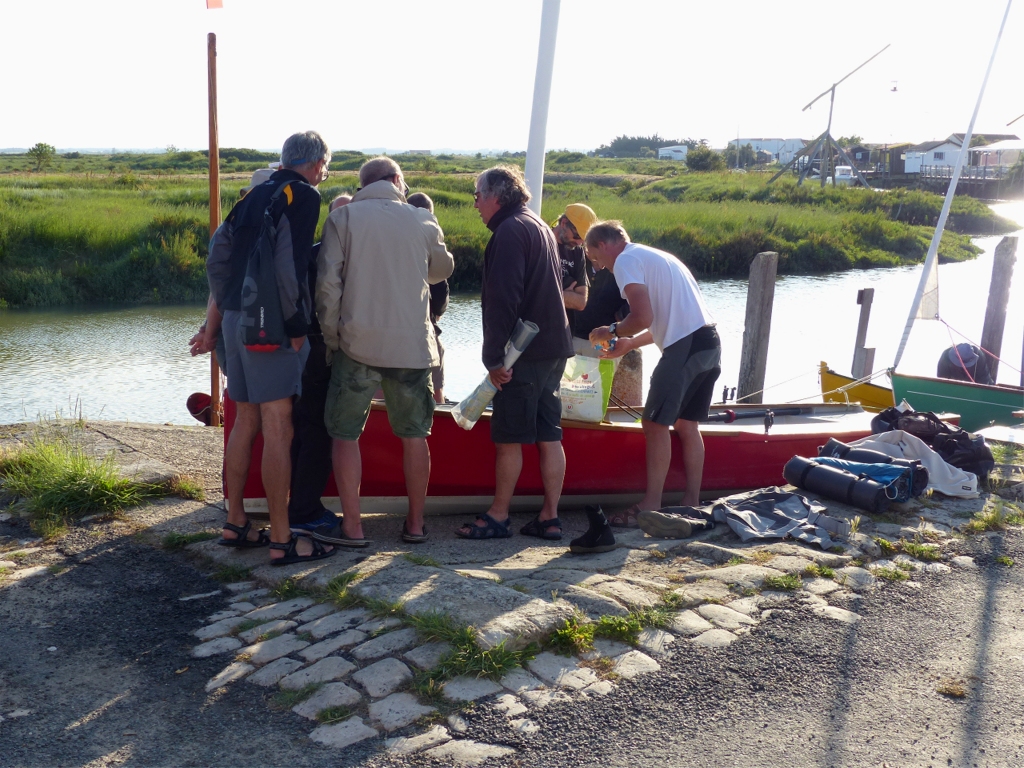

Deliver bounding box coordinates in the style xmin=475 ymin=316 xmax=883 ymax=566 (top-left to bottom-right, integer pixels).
xmin=330 ymin=194 xmax=352 ymax=211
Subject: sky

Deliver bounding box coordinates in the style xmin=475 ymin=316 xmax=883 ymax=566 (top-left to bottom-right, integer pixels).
xmin=3 ymin=0 xmax=1024 ymax=154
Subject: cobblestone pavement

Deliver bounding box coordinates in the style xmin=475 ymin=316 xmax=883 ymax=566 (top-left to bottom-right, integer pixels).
xmin=2 ymin=421 xmax=1022 ymax=766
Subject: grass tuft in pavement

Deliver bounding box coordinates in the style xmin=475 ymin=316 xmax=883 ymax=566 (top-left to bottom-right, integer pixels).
xmin=762 ymin=574 xmax=801 ymax=591
xmin=325 ymin=572 xmax=361 ymax=607
xmin=899 ymin=540 xmax=941 ymax=561
xmin=995 ymin=555 xmax=1014 ymax=566
xmin=363 ymin=597 xmax=407 ymax=619
xmin=595 ymin=614 xmax=644 ymax=644
xmin=162 ymin=531 xmax=217 ymax=550
xmin=270 ymin=578 xmax=317 ymax=600
xmin=547 ymin=611 xmax=596 ymax=656
xmin=272 ymin=683 xmax=321 ymax=710
xmin=0 ymin=431 xmax=163 ymax=539
xmin=212 ymin=564 xmax=251 ymax=583
xmin=404 ymin=553 xmax=442 ymax=567
xmin=961 ymin=501 xmax=1024 ymax=534
xmin=316 ymin=705 xmax=352 ymax=724
xmin=405 ymin=610 xmax=475 ymax=646
xmin=874 ymin=567 xmax=909 ymax=582
xmin=802 ymin=563 xmax=836 ymax=580
xmin=166 ymin=474 xmax=205 ymax=501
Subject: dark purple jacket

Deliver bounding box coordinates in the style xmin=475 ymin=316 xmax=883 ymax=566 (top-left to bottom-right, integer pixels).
xmin=481 ymin=204 xmax=573 ymax=369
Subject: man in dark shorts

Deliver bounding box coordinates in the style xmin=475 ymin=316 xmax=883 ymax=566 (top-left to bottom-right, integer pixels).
xmin=587 ymin=221 xmax=721 ymax=530
xmin=455 ymin=165 xmax=573 ymax=541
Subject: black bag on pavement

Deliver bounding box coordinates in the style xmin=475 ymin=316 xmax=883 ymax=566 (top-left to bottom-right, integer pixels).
xmin=241 ymin=183 xmax=291 ymax=352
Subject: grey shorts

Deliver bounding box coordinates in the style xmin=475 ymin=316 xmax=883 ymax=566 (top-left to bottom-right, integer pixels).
xmin=222 ymin=309 xmax=309 ymax=404
xmin=645 ymin=325 xmax=721 ymax=426
xmin=490 ymin=357 xmax=567 ymax=445
xmin=324 ymin=349 xmax=435 ymax=441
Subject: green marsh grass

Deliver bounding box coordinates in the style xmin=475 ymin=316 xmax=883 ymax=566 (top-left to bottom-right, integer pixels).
xmin=1 ymin=167 xmax=1013 ymax=307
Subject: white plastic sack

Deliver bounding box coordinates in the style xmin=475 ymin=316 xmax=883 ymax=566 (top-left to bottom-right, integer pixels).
xmin=452 ymin=320 xmax=539 ymax=430
xmin=560 ymin=355 xmax=618 ymax=423
xmin=849 ymin=430 xmax=979 ymax=498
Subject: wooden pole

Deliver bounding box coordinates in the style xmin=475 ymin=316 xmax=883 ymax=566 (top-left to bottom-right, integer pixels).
xmin=851 ymin=288 xmax=875 ymax=378
xmin=207 ymin=32 xmax=222 ymax=427
xmin=737 ymin=252 xmax=778 ymax=404
xmin=979 ymin=236 xmax=1017 ymax=381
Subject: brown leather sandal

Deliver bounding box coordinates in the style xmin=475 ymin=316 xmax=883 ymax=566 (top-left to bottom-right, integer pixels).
xmin=607 ymin=504 xmax=643 ymax=529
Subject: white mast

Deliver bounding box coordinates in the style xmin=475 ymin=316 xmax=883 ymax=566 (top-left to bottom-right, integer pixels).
xmin=524 ymin=0 xmax=561 ymax=216
xmin=893 ymin=0 xmax=1014 ymax=369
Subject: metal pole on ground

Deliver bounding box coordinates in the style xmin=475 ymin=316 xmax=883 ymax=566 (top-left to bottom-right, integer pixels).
xmin=851 ymin=288 xmax=875 ymax=378
xmin=737 ymin=252 xmax=779 ymax=404
xmin=980 ymin=236 xmax=1017 ymax=380
xmin=207 ymin=32 xmax=222 ymax=427
xmin=524 ymin=0 xmax=560 ymax=217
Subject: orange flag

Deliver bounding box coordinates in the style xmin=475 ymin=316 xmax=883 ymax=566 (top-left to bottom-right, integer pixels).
xmin=207 ymin=0 xmax=223 ymax=8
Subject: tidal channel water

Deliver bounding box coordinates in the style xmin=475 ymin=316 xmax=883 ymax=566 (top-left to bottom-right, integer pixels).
xmin=2 ymin=202 xmax=1022 ymax=426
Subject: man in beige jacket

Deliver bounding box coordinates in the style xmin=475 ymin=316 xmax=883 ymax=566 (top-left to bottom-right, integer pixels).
xmin=316 ymin=157 xmax=454 ymax=545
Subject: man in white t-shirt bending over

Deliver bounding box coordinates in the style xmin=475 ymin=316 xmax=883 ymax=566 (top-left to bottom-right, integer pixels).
xmin=586 ymin=221 xmax=721 ymax=529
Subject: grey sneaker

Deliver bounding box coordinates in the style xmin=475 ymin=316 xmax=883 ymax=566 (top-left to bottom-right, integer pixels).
xmin=637 ymin=509 xmax=697 ymax=539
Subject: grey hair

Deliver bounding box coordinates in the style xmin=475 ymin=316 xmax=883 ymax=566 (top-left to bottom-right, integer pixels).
xmin=359 ymin=156 xmax=402 ymax=187
xmin=476 ymin=164 xmax=531 ymax=208
xmin=281 ymin=131 xmax=331 ymax=169
xmin=584 ymin=220 xmax=630 ymax=249
xmin=406 ymin=192 xmax=434 ymax=213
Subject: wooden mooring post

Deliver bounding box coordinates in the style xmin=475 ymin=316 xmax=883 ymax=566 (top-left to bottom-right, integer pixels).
xmin=737 ymin=252 xmax=778 ymax=404
xmin=980 ymin=236 xmax=1017 ymax=380
xmin=851 ymin=288 xmax=875 ymax=379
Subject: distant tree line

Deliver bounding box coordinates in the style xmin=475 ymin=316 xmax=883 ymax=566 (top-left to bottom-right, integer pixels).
xmin=596 ymin=134 xmax=698 ymax=158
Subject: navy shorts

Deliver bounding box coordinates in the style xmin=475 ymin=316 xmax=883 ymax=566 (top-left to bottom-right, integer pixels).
xmin=222 ymin=310 xmax=309 ymax=404
xmin=490 ymin=357 xmax=568 ymax=444
xmin=644 ymin=325 xmax=721 ymax=426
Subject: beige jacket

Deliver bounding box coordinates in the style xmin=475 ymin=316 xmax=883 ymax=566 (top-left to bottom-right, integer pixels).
xmin=316 ymin=180 xmax=454 ymax=369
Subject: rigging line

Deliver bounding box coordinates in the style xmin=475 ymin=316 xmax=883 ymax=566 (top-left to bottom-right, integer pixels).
xmin=786 ymin=367 xmax=893 ymax=404
xmin=608 ymin=393 xmax=643 ymax=421
xmin=945 ymin=323 xmax=977 ymax=383
xmin=734 ymin=368 xmax=820 ymax=403
xmin=939 ymin=318 xmax=1023 ymax=376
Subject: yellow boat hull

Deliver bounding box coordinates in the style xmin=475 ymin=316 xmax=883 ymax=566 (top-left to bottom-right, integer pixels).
xmin=819 ymin=362 xmax=894 ymax=412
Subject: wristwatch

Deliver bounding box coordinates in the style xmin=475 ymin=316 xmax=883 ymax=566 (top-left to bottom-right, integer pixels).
xmin=609 ymin=322 xmax=618 ymax=338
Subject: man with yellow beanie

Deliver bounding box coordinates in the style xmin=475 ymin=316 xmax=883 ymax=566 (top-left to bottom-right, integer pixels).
xmin=552 ymin=203 xmax=598 ymax=346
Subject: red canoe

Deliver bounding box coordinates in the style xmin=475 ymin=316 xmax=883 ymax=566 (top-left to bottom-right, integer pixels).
xmin=223 ymin=398 xmax=875 ymax=514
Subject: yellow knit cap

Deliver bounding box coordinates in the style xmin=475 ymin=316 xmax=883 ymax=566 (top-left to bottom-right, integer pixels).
xmin=562 ymin=203 xmax=598 ymax=238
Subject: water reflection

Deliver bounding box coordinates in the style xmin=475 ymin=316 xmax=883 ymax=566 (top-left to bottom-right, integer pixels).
xmin=1 ymin=201 xmax=1021 ymax=425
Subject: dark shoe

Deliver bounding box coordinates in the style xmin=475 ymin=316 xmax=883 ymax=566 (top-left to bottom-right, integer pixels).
xmin=268 ymin=532 xmax=337 ymax=566
xmin=292 ymin=512 xmax=369 ymax=548
xmin=570 ymin=521 xmax=616 ymax=554
xmin=455 ymin=513 xmax=512 ymax=540
xmin=401 ymin=523 xmax=428 ymax=544
xmin=607 ymin=504 xmax=642 ymax=529
xmin=637 ymin=509 xmax=712 ymax=539
xmin=218 ymin=519 xmax=269 ymax=548
xmin=520 ymin=515 xmax=562 ymax=540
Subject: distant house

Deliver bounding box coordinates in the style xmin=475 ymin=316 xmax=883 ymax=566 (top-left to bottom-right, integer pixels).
xmin=968 ymin=139 xmax=1024 ymax=168
xmin=846 ymin=144 xmax=872 ymax=169
xmin=905 ymin=132 xmax=1021 ymax=172
xmin=728 ymin=138 xmax=805 ymax=164
xmin=657 ymin=145 xmax=689 ymax=161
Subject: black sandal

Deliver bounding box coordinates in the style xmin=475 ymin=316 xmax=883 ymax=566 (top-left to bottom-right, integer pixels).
xmin=401 ymin=523 xmax=428 ymax=544
xmin=269 ymin=533 xmax=337 ymax=566
xmin=218 ymin=519 xmax=270 ymax=548
xmin=520 ymin=515 xmax=562 ymax=540
xmin=455 ymin=513 xmax=512 ymax=540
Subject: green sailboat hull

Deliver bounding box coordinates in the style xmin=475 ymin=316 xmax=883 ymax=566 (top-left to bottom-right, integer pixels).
xmin=890 ymin=372 xmax=1024 ymax=432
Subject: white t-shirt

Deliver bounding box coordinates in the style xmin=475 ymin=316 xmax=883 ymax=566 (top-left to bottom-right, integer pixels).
xmin=612 ymin=242 xmax=714 ymax=351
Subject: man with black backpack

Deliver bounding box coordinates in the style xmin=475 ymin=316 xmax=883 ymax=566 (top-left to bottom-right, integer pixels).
xmin=206 ymin=131 xmax=336 ymax=565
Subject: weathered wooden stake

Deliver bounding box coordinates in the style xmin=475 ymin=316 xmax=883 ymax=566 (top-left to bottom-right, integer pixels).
xmin=207 ymin=32 xmax=222 ymax=427
xmin=979 ymin=236 xmax=1017 ymax=381
xmin=737 ymin=252 xmax=778 ymax=404
xmin=851 ymin=288 xmax=875 ymax=378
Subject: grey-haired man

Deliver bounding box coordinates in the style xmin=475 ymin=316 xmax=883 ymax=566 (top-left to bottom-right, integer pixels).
xmin=206 ymin=131 xmax=336 ymax=566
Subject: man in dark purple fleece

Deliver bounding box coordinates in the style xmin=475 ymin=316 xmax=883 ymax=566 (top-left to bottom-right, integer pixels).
xmin=455 ymin=165 xmax=573 ymax=541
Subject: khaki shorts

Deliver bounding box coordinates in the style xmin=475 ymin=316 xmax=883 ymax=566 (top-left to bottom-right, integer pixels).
xmin=324 ymin=349 xmax=434 ymax=440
